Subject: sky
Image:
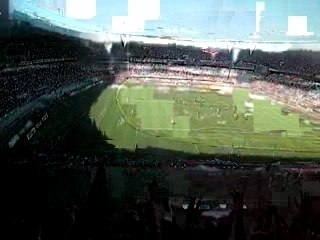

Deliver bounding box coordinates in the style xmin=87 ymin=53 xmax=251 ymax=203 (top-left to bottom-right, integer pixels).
xmin=79 ymin=0 xmax=320 ymax=41
xmin=13 ymin=0 xmax=320 ymax=42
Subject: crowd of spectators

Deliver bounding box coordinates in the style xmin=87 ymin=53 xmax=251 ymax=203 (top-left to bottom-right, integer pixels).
xmin=4 ymin=141 xmax=320 ymax=240
xmin=129 ymin=44 xmax=207 ymax=61
xmin=0 ymin=28 xmax=102 ymax=121
xmin=129 ymin=63 xmax=227 ymax=77
xmin=4 ymin=40 xmax=76 ymax=61
xmin=0 ymin=30 xmax=92 ymax=63
xmin=0 ymin=63 xmax=104 ymax=120
xmin=96 ymin=171 xmax=320 ymax=240
xmin=2 ymin=35 xmax=320 ymax=122
xmin=3 ymin=136 xmax=319 ymax=239
xmin=128 ymin=43 xmax=320 ymax=76
xmin=252 ymin=74 xmax=320 ymax=110
xmin=11 ymin=175 xmax=319 ymax=240
xmin=127 ymin=63 xmax=236 ymax=85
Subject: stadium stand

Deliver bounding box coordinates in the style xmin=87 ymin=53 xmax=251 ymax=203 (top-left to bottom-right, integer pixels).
xmin=2 ymin=20 xmax=320 ymax=240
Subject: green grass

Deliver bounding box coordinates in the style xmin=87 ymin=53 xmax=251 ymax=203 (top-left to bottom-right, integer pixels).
xmin=89 ymin=79 xmax=320 ymax=159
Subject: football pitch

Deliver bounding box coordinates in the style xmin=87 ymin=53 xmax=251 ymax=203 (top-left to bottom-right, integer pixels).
xmin=89 ymin=78 xmax=320 ymax=159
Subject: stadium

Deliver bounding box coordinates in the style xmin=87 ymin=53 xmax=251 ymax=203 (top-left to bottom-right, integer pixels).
xmin=85 ymin=63 xmax=320 ymax=159
xmin=2 ymin=1 xmax=320 ymax=240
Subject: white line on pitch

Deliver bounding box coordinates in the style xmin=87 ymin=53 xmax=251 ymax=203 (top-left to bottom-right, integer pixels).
xmin=194 ymin=144 xmax=200 ymax=153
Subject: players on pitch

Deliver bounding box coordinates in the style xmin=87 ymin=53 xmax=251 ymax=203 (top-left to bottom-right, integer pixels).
xmin=171 ymin=95 xmax=248 ymax=123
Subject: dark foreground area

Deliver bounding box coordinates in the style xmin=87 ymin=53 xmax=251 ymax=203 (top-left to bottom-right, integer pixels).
xmin=2 ymin=159 xmax=320 ymax=240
